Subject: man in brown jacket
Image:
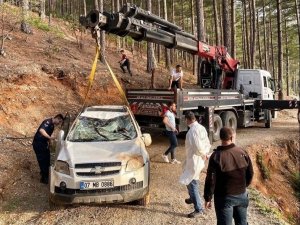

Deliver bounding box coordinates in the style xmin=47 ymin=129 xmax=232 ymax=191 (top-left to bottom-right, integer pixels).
xmin=204 ymin=127 xmax=253 ymax=225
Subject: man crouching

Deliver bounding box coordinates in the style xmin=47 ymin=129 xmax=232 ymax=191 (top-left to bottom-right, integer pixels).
xmin=179 ymin=111 xmax=211 ymax=218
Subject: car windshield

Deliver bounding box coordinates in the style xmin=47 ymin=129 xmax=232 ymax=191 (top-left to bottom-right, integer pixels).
xmin=67 ymin=115 xmax=137 ymax=142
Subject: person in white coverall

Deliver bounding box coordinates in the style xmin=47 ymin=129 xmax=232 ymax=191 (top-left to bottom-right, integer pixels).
xmin=179 ymin=111 xmax=211 ymax=218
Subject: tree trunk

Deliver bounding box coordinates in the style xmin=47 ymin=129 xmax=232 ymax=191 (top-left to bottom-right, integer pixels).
xmin=243 ymin=1 xmax=250 ymax=68
xmin=196 ymin=0 xmax=205 ymax=85
xmin=284 ymin=19 xmax=289 ymax=97
xmin=111 ymin=0 xmax=114 ymax=12
xmin=116 ymin=0 xmax=121 ymax=50
xmin=40 ymin=0 xmax=45 ymax=19
xmin=269 ymin=10 xmax=275 ymax=80
xmin=213 ymin=0 xmax=220 ymax=45
xmin=262 ymin=0 xmax=268 ymax=70
xmin=170 ymin=0 xmax=175 ymax=64
xmin=222 ymin=0 xmax=231 ymax=53
xmin=242 ymin=8 xmax=247 ymax=67
xmin=191 ymin=0 xmax=197 ymax=75
xmin=21 ymin=0 xmax=32 ymax=33
xmin=230 ymin=0 xmax=235 ymax=58
xmin=295 ymin=0 xmax=300 ymax=65
xmin=219 ymin=0 xmax=223 ymax=45
xmin=83 ymin=0 xmax=87 ymax=16
xmin=250 ymin=0 xmax=256 ymax=68
xmin=146 ymin=0 xmax=154 ymax=73
xmin=276 ymin=0 xmax=283 ymax=100
xmin=163 ymin=0 xmax=170 ymax=69
xmin=257 ymin=9 xmax=262 ymax=69
xmin=99 ymin=0 xmax=105 ymax=63
xmin=157 ymin=0 xmax=161 ymax=63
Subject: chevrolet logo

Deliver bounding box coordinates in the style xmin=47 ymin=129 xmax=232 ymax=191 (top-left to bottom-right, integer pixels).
xmin=90 ymin=166 xmax=105 ymax=174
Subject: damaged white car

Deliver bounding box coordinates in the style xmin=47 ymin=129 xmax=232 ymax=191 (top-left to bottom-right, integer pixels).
xmin=49 ymin=105 xmax=152 ymax=207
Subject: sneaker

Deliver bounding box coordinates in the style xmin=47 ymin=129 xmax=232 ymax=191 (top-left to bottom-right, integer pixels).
xmin=162 ymin=154 xmax=169 ymax=163
xmin=171 ymin=159 xmax=181 ymax=164
xmin=185 ymin=198 xmax=193 ymax=204
xmin=187 ymin=210 xmax=204 ymax=218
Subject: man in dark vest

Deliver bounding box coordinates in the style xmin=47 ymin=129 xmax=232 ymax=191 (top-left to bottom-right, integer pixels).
xmin=32 ymin=114 xmax=64 ymax=184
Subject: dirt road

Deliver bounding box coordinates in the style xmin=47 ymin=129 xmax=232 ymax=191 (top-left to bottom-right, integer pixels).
xmin=0 ymin=110 xmax=298 ymax=225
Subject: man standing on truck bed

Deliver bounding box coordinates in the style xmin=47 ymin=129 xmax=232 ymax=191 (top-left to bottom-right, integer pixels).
xmin=32 ymin=114 xmax=64 ymax=184
xmin=168 ymin=65 xmax=183 ymax=90
xmin=204 ymin=127 xmax=253 ymax=225
xmin=162 ymin=102 xmax=181 ymax=164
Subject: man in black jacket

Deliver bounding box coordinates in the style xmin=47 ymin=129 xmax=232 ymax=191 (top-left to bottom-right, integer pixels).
xmin=204 ymin=127 xmax=253 ymax=225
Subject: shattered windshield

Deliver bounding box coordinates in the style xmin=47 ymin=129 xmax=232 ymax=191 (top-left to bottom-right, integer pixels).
xmin=67 ymin=115 xmax=137 ymax=142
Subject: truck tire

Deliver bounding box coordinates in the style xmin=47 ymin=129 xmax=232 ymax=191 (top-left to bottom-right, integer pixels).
xmin=265 ymin=110 xmax=272 ymax=128
xmin=213 ymin=114 xmax=223 ymax=142
xmin=221 ymin=111 xmax=237 ymax=132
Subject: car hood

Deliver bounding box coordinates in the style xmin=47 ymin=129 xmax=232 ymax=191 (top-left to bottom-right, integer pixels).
xmin=57 ymin=138 xmax=143 ymax=167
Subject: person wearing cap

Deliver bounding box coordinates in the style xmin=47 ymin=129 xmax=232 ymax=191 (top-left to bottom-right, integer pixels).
xmin=204 ymin=127 xmax=254 ymax=225
xmin=168 ymin=65 xmax=183 ymax=90
xmin=32 ymin=114 xmax=64 ymax=184
xmin=179 ymin=111 xmax=211 ymax=218
xmin=119 ymin=49 xmax=132 ymax=76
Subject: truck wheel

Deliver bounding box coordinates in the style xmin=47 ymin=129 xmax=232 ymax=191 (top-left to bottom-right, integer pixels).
xmin=221 ymin=111 xmax=237 ymax=132
xmin=137 ymin=192 xmax=150 ymax=206
xmin=265 ymin=110 xmax=272 ymax=128
xmin=213 ymin=114 xmax=223 ymax=142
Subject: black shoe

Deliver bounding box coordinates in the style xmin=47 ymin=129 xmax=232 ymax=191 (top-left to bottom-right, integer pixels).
xmin=185 ymin=198 xmax=193 ymax=204
xmin=187 ymin=210 xmax=204 ymax=218
xmin=40 ymin=177 xmax=48 ymax=184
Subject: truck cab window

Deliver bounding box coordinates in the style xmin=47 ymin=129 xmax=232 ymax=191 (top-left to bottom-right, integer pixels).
xmin=263 ymin=76 xmax=267 ymax=88
xmin=268 ymin=78 xmax=275 ymax=91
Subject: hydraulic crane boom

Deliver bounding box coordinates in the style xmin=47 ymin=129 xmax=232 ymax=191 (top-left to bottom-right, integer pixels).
xmin=80 ymin=3 xmax=239 ymax=73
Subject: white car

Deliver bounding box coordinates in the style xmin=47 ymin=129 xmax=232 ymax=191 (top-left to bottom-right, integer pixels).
xmin=49 ymin=105 xmax=152 ymax=207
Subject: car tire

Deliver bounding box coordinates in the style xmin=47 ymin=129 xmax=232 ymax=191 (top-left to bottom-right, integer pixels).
xmin=137 ymin=192 xmax=150 ymax=206
xmin=221 ymin=111 xmax=237 ymax=132
xmin=213 ymin=114 xmax=223 ymax=142
xmin=49 ymin=194 xmax=64 ymax=210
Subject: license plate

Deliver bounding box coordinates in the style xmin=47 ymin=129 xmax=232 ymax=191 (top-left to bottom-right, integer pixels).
xmin=80 ymin=180 xmax=114 ymax=190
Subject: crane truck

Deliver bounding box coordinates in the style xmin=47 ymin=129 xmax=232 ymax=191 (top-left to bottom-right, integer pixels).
xmin=80 ymin=3 xmax=299 ymax=141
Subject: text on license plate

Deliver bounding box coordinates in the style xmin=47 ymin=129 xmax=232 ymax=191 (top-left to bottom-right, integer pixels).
xmin=80 ymin=180 xmax=114 ymax=190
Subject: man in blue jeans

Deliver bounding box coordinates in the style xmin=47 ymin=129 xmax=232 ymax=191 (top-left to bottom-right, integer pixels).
xmin=179 ymin=111 xmax=211 ymax=218
xmin=204 ymin=127 xmax=254 ymax=225
xmin=161 ymin=102 xmax=181 ymax=164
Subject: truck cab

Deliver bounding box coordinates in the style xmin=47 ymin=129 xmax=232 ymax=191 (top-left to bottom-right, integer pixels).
xmin=236 ymin=69 xmax=275 ymax=100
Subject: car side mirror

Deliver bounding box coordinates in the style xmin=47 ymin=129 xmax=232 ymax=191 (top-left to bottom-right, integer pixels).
xmin=141 ymin=133 xmax=152 ymax=147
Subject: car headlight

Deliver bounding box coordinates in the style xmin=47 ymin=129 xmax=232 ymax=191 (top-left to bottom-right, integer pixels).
xmin=126 ymin=155 xmax=144 ymax=172
xmin=54 ymin=160 xmax=70 ymax=175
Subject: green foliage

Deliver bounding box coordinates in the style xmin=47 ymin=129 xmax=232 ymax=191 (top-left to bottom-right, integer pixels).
xmin=28 ymin=17 xmax=50 ymax=31
xmin=249 ymin=189 xmax=290 ymax=225
xmin=291 ymin=172 xmax=300 ymax=200
xmin=27 ymin=17 xmax=64 ymax=37
xmin=256 ymin=152 xmax=270 ymax=180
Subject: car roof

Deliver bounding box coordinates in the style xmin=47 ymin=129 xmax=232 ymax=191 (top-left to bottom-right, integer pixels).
xmin=81 ymin=105 xmax=130 ymax=120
